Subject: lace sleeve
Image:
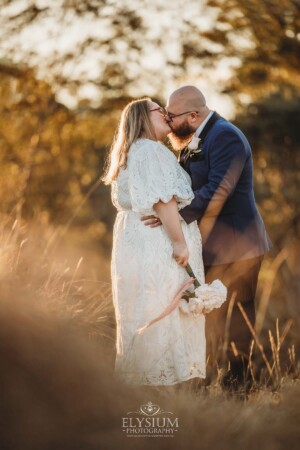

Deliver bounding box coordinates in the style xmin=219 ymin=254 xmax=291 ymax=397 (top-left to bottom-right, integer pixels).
xmin=128 ymin=140 xmax=194 ymax=215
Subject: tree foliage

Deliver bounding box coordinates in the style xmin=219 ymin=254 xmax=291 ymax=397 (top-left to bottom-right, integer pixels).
xmin=0 ymin=0 xmax=299 ymax=242
xmin=1 ymin=0 xmax=298 ymax=105
xmin=0 ymin=62 xmax=121 ymax=241
xmin=234 ymin=93 xmax=300 ymax=236
xmin=205 ymin=0 xmax=300 ymax=102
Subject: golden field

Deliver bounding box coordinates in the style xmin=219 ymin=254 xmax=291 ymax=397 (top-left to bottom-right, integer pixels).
xmin=0 ymin=216 xmax=299 ymax=450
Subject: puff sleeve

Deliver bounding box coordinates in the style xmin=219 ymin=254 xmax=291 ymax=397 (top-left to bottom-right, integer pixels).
xmin=128 ymin=140 xmax=194 ymax=215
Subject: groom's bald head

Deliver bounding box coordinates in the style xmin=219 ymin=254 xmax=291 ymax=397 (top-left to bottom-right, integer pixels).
xmin=167 ymin=86 xmax=208 ymax=114
xmin=166 ymin=86 xmax=211 ymax=151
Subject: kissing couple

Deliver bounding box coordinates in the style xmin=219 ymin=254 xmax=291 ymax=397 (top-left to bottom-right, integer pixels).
xmin=102 ymin=86 xmax=272 ymax=387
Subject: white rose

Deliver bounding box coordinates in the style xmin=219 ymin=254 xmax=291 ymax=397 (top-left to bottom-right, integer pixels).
xmin=187 ymin=137 xmax=201 ymax=151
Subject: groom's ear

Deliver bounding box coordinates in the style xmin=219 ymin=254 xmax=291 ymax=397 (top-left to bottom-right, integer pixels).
xmin=188 ymin=113 xmax=199 ymax=125
xmin=190 ymin=112 xmax=198 ymax=120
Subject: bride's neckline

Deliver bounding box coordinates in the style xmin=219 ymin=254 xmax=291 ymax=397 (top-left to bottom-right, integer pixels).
xmin=129 ymin=138 xmax=160 ymax=153
xmin=136 ymin=137 xmax=157 ymax=143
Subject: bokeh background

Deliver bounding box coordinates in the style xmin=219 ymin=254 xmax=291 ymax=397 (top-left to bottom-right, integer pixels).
xmin=0 ymin=1 xmax=300 ymax=448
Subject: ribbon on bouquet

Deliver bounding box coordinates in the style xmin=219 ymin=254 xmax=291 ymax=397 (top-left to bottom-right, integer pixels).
xmin=136 ymin=263 xmax=199 ymax=335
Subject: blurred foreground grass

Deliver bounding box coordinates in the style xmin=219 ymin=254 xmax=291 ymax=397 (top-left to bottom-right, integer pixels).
xmin=0 ymin=216 xmax=299 ymax=450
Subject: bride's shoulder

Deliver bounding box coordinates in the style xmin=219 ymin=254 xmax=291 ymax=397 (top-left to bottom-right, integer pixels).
xmin=130 ymin=138 xmax=176 ymax=162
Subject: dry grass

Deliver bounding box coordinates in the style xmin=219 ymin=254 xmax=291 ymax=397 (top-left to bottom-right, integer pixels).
xmin=0 ymin=216 xmax=299 ymax=450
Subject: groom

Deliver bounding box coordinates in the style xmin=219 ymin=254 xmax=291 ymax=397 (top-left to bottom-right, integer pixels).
xmin=142 ymin=86 xmax=272 ymax=384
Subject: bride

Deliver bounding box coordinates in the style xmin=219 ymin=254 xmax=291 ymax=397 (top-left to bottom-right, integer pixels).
xmin=102 ymin=98 xmax=206 ymax=386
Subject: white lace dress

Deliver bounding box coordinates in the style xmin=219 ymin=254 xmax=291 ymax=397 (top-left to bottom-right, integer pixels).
xmin=111 ymin=138 xmax=206 ymax=386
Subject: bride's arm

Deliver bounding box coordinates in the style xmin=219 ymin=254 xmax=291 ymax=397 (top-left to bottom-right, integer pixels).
xmin=154 ymin=197 xmax=189 ymax=267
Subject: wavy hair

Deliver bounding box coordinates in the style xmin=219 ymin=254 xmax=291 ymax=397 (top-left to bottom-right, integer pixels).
xmin=101 ymin=98 xmax=157 ymax=185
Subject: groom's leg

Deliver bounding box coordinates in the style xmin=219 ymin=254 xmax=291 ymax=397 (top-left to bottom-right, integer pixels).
xmin=204 ymin=256 xmax=264 ymax=382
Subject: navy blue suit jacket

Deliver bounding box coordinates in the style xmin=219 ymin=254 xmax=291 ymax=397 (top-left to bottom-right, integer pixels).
xmin=179 ymin=113 xmax=272 ymax=266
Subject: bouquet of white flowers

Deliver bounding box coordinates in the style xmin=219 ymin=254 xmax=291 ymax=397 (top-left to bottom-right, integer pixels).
xmin=136 ymin=264 xmax=227 ymax=334
xmin=179 ymin=264 xmax=227 ymax=316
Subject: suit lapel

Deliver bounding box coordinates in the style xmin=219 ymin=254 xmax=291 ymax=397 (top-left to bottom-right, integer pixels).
xmin=179 ymin=111 xmax=221 ymax=173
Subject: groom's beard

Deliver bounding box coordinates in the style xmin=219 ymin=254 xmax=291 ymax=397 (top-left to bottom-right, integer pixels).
xmin=168 ymin=123 xmax=195 ymax=151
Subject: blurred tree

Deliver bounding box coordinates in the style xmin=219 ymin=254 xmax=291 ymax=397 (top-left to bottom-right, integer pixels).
xmin=234 ymin=93 xmax=300 ymax=236
xmin=204 ymin=0 xmax=300 ymax=104
xmin=0 ymin=0 xmax=169 ymax=105
xmin=0 ymin=61 xmax=121 ymax=242
xmin=1 ymin=0 xmax=298 ymax=107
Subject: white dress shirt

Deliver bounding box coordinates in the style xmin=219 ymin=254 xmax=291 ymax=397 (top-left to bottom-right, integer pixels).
xmin=195 ymin=110 xmax=214 ymax=137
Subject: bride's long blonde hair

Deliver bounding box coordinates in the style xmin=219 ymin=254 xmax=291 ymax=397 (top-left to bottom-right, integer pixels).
xmin=101 ymin=98 xmax=157 ymax=185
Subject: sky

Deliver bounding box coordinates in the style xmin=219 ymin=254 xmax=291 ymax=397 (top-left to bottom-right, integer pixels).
xmin=0 ymin=0 xmax=241 ymax=117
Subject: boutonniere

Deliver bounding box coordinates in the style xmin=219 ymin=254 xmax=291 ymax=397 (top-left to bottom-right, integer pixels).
xmin=186 ymin=136 xmax=202 ymax=158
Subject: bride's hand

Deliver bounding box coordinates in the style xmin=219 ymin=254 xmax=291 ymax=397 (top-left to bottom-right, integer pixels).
xmin=172 ymin=242 xmax=189 ymax=267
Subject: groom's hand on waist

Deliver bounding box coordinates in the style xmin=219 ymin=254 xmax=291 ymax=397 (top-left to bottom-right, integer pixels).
xmin=140 ymin=215 xmax=162 ymax=227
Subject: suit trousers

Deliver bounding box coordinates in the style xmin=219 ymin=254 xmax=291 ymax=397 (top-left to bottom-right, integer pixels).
xmin=204 ymin=255 xmax=264 ymax=376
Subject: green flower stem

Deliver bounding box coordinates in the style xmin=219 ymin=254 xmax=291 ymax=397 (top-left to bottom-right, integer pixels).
xmin=182 ymin=263 xmax=201 ymax=302
xmin=185 ymin=263 xmax=200 ymax=288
